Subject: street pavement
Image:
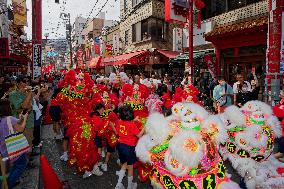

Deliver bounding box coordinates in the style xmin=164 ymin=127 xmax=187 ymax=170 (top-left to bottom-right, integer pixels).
xmin=40 ymin=124 xmax=150 ymax=189
xmin=15 ymin=124 xmax=243 ymax=189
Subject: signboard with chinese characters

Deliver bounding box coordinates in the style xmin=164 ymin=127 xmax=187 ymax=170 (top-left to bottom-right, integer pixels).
xmin=113 ymin=33 xmax=120 ymax=54
xmin=105 ymin=44 xmax=113 ymax=57
xmin=165 ymin=0 xmax=187 ymax=23
xmin=32 ymin=44 xmax=42 ymax=79
xmin=93 ymin=37 xmax=101 ymax=55
xmin=173 ymin=28 xmax=183 ymax=52
xmin=77 ymin=48 xmax=84 ymax=68
xmin=182 ymin=21 xmax=213 ymax=47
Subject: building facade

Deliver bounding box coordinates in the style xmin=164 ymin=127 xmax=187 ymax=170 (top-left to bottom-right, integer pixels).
xmin=203 ymin=0 xmax=267 ymax=84
xmin=0 ymin=0 xmax=9 ymax=38
xmin=104 ymin=0 xmax=178 ymax=53
xmin=72 ymin=16 xmax=87 ymax=50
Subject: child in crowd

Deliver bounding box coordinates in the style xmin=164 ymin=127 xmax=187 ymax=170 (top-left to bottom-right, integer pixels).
xmin=111 ymin=106 xmax=145 ymax=189
xmin=273 ymin=90 xmax=284 ymax=160
xmin=90 ymin=103 xmax=105 ymax=157
xmin=49 ymin=88 xmax=69 ymax=161
xmin=90 ymin=102 xmax=117 ymax=172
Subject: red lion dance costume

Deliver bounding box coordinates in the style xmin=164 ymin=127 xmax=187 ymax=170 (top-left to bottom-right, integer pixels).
xmin=120 ymin=83 xmax=150 ymax=128
xmin=90 ymin=85 xmax=119 ymax=148
xmin=56 ymin=70 xmax=101 ymax=174
xmin=162 ymin=84 xmax=200 ymax=110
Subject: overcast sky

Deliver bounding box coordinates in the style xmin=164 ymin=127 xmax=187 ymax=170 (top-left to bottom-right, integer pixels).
xmin=19 ymin=0 xmax=120 ymax=39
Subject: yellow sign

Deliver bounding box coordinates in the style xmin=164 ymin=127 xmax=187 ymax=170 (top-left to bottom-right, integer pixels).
xmin=12 ymin=0 xmax=27 ymax=26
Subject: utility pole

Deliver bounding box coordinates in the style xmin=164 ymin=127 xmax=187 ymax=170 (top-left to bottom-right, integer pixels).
xmin=61 ymin=13 xmax=73 ymax=69
xmin=265 ymin=0 xmax=284 ymax=105
xmin=188 ymin=0 xmax=194 ymax=81
xmin=68 ymin=13 xmax=73 ymax=69
xmin=32 ymin=0 xmax=42 ymax=79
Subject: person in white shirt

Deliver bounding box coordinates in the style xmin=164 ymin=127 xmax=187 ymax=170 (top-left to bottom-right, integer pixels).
xmin=233 ymin=74 xmax=252 ymax=107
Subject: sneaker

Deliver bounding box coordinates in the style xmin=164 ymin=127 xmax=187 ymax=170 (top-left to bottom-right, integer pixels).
xmin=60 ymin=152 xmax=68 ymax=162
xmin=101 ymin=163 xmax=107 ymax=172
xmin=115 ymin=183 xmax=125 ymax=189
xmin=127 ymin=182 xmax=137 ymax=189
xmin=82 ymin=171 xmax=92 ymax=179
xmin=92 ymin=165 xmax=103 ymax=176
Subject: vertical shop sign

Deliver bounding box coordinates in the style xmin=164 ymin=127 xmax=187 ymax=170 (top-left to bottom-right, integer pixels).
xmin=204 ymin=54 xmax=217 ymax=79
xmin=32 ymin=44 xmax=42 ymax=79
xmin=113 ymin=33 xmax=120 ymax=54
xmin=173 ymin=28 xmax=183 ymax=52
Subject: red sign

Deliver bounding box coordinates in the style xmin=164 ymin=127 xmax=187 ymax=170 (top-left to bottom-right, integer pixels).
xmin=0 ymin=38 xmax=9 ymax=58
xmin=204 ymin=54 xmax=217 ymax=79
xmin=93 ymin=44 xmax=100 ymax=55
xmin=77 ymin=48 xmax=84 ymax=68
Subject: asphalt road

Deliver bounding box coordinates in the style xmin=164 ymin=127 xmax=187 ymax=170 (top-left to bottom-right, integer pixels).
xmin=40 ymin=124 xmax=243 ymax=189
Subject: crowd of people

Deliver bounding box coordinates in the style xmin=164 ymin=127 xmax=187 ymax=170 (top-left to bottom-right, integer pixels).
xmin=0 ymin=74 xmax=51 ymax=188
xmin=0 ymin=69 xmax=283 ymax=189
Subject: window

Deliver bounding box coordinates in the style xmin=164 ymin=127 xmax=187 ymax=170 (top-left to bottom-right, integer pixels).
xmin=201 ymin=0 xmax=263 ymax=20
xmin=149 ymin=18 xmax=167 ymax=41
xmin=141 ymin=19 xmax=149 ymax=40
xmin=125 ymin=30 xmax=129 ymax=46
xmin=131 ymin=18 xmax=167 ymax=43
xmin=124 ymin=0 xmax=128 ymax=13
xmin=132 ymin=0 xmax=142 ymax=7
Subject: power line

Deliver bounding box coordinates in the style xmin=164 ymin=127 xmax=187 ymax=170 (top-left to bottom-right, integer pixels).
xmin=78 ymin=0 xmax=111 ymax=37
xmin=83 ymin=0 xmax=99 ymax=29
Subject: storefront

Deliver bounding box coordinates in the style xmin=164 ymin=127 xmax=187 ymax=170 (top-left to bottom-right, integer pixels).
xmin=205 ymin=16 xmax=268 ymax=86
xmin=102 ymin=49 xmax=179 ymax=77
xmin=169 ymin=50 xmax=215 ymax=80
xmin=0 ymin=53 xmax=30 ymax=75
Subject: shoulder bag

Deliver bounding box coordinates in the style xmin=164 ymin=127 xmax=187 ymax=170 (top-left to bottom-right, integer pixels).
xmin=5 ymin=117 xmax=31 ymax=160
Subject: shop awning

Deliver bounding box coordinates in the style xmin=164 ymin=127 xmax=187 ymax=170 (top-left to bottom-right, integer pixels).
xmin=157 ymin=50 xmax=180 ymax=59
xmin=103 ymin=50 xmax=148 ymax=66
xmin=89 ymin=56 xmax=102 ymax=68
xmin=169 ymin=52 xmax=207 ymax=63
xmin=9 ymin=53 xmax=30 ymax=65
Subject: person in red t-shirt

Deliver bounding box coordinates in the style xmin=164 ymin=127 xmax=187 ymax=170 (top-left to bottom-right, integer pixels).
xmin=273 ymin=90 xmax=284 ymax=160
xmin=112 ymin=106 xmax=144 ymax=189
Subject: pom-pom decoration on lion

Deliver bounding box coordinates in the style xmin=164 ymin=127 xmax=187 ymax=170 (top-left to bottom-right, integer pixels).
xmin=136 ymin=102 xmax=240 ymax=189
xmin=219 ymin=100 xmax=284 ymax=189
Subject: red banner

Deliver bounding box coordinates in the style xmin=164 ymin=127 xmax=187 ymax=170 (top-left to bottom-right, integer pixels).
xmin=204 ymin=54 xmax=217 ymax=79
xmin=93 ymin=44 xmax=100 ymax=55
xmin=77 ymin=48 xmax=84 ymax=68
xmin=0 ymin=38 xmax=9 ymax=58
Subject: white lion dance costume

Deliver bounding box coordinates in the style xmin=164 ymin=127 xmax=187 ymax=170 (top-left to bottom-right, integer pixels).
xmin=136 ymin=102 xmax=240 ymax=189
xmin=219 ymin=100 xmax=284 ymax=189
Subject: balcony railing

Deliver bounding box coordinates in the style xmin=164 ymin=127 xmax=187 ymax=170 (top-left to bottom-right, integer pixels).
xmin=209 ymin=0 xmax=268 ymax=26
